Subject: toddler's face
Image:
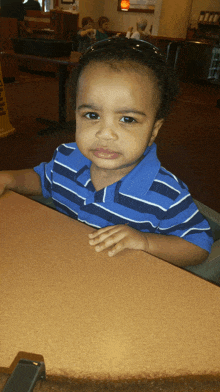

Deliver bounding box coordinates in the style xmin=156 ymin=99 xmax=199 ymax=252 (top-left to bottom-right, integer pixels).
xmin=84 ymin=22 xmax=93 ymax=30
xmin=75 ymin=62 xmax=163 ymax=178
xmin=102 ymin=21 xmax=109 ymax=30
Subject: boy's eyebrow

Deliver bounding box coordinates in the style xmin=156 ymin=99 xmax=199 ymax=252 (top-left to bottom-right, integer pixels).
xmin=116 ymin=109 xmax=147 ymax=116
xmin=77 ymin=105 xmax=147 ymax=117
xmin=77 ymin=104 xmax=100 ymax=111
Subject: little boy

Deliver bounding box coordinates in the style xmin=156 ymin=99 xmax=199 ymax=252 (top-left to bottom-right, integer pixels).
xmin=0 ymin=38 xmax=213 ymax=267
xmin=95 ymin=16 xmax=110 ymax=41
xmin=77 ymin=17 xmax=96 ymax=53
xmin=126 ymin=18 xmax=148 ymax=40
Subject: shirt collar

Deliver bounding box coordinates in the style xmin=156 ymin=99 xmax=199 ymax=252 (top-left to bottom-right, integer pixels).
xmin=69 ymin=144 xmax=92 ymax=187
xmin=72 ymin=143 xmax=160 ymax=196
xmin=119 ymin=143 xmax=161 ymax=197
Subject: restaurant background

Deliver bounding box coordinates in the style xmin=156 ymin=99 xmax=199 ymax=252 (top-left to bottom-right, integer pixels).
xmin=59 ymin=0 xmax=220 ymax=38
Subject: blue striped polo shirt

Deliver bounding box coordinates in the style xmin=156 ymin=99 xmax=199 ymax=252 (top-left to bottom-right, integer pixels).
xmin=34 ymin=142 xmax=213 ymax=253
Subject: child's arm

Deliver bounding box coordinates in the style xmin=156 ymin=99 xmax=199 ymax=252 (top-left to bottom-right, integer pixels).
xmin=125 ymin=27 xmax=133 ymax=38
xmin=0 ymin=169 xmax=42 ymax=197
xmin=79 ymin=28 xmax=95 ymax=37
xmin=88 ymin=225 xmax=209 ymax=267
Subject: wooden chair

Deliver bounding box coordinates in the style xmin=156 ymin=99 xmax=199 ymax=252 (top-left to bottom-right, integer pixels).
xmin=185 ymin=199 xmax=220 ymax=286
xmin=166 ymin=40 xmax=183 ymax=70
xmin=50 ymin=10 xmax=79 ymax=40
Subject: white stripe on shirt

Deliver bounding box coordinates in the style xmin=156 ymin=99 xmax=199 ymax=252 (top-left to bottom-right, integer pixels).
xmin=52 ymin=197 xmax=79 ymax=216
xmin=77 ymin=218 xmax=101 ymax=228
xmin=62 ymin=143 xmax=76 ymax=150
xmin=161 ymin=166 xmax=178 ymax=182
xmin=93 ymin=203 xmax=157 ymax=227
xmin=154 ymin=179 xmax=181 ymax=194
xmin=183 ymin=209 xmax=199 ymax=223
xmin=103 ymin=187 xmax=107 ymax=203
xmin=53 ymin=181 xmax=86 ymax=200
xmin=45 ymin=171 xmax=52 ymax=184
xmin=54 ymin=160 xmax=77 ymax=173
xmin=119 ymin=192 xmax=167 ymax=211
xmin=169 ymin=193 xmax=190 ymax=209
xmin=181 ymin=226 xmax=211 ymax=238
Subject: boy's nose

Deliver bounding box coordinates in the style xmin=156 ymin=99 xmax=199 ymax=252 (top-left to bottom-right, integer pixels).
xmin=96 ymin=125 xmax=118 ymax=140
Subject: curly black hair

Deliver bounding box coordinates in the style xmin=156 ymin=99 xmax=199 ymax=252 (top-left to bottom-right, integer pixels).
xmin=81 ymin=17 xmax=94 ymax=28
xmin=97 ymin=16 xmax=110 ymax=28
xmin=70 ymin=37 xmax=179 ymax=121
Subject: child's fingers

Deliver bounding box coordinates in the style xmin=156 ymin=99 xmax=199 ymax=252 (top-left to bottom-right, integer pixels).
xmin=108 ymin=233 xmax=145 ymax=257
xmin=108 ymin=241 xmax=126 ymax=257
xmin=89 ymin=226 xmax=123 ymax=246
xmin=88 ymin=225 xmax=122 ymax=239
xmin=93 ymin=231 xmax=126 ymax=253
xmin=88 ymin=225 xmax=147 ymax=256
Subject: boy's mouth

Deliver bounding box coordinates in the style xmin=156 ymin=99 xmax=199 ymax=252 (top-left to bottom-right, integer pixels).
xmin=93 ymin=148 xmax=119 ymax=159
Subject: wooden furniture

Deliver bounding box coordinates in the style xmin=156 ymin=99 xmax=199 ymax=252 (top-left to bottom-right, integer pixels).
xmin=175 ymin=41 xmax=219 ymax=82
xmin=0 ymin=17 xmax=19 ymax=80
xmin=50 ymin=10 xmax=79 ymax=40
xmin=1 ymin=190 xmax=220 ymax=380
xmin=208 ymin=46 xmax=220 ymax=81
xmin=193 ymin=11 xmax=220 ymax=83
xmin=23 ymin=10 xmax=79 ymax=39
xmin=197 ymin=11 xmax=220 ymax=42
xmin=0 ymin=50 xmax=80 ymax=133
xmin=24 ymin=12 xmax=50 ymax=31
xmin=0 ymin=64 xmax=15 ymax=137
xmin=0 ymin=17 xmax=18 ymax=51
xmin=26 ymin=10 xmax=46 ymax=18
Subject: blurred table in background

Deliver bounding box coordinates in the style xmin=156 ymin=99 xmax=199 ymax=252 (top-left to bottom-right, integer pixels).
xmin=0 ymin=50 xmax=80 ymax=132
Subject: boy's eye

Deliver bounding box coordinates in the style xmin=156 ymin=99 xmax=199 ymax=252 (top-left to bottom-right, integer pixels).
xmin=85 ymin=112 xmax=100 ymax=120
xmin=120 ymin=116 xmax=136 ymax=123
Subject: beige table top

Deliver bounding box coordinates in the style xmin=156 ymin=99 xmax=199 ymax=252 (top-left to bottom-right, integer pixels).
xmin=1 ymin=191 xmax=220 ymax=381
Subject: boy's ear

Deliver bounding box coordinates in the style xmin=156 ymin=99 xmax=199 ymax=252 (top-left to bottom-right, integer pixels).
xmin=148 ymin=118 xmax=164 ymax=146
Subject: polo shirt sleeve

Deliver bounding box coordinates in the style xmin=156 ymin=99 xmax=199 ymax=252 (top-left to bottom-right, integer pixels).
xmin=33 ymin=153 xmax=56 ymax=199
xmin=155 ymin=191 xmax=214 ymax=253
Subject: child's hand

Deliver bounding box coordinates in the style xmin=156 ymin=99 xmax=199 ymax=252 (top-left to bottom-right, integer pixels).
xmin=0 ymin=172 xmax=13 ymax=197
xmin=88 ymin=225 xmax=148 ymax=257
xmin=0 ymin=183 xmax=6 ymax=197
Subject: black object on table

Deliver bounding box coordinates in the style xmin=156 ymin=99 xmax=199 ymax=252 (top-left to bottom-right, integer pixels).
xmin=2 ymin=359 xmax=46 ymax=392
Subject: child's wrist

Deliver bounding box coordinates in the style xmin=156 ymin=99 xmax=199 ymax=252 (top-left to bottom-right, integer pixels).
xmin=2 ymin=172 xmax=16 ymax=190
xmin=141 ymin=232 xmax=150 ymax=253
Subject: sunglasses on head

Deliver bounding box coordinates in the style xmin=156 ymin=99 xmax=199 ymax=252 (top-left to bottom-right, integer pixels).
xmin=82 ymin=37 xmax=166 ymax=64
